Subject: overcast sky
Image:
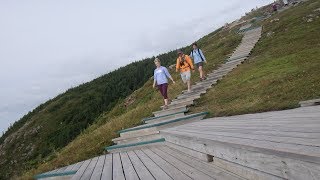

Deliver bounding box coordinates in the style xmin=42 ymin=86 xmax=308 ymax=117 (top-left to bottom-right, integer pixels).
xmin=0 ymin=0 xmax=273 ymax=135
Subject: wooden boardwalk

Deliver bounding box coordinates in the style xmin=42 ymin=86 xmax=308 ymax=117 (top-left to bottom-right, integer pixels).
xmin=162 ymin=105 xmax=320 ymax=179
xmin=37 ymin=105 xmax=320 ymax=179
xmin=68 ymin=145 xmax=243 ymax=180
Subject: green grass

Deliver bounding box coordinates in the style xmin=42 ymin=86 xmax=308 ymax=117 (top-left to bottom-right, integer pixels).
xmin=20 ymin=0 xmax=320 ymax=179
xmin=191 ymin=0 xmax=320 ymax=117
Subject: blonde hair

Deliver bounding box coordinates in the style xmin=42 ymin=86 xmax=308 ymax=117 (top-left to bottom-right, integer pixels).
xmin=154 ymin=58 xmax=161 ymax=63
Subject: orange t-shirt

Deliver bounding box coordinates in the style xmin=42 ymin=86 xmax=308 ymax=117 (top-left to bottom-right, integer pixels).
xmin=176 ymin=55 xmax=194 ymax=72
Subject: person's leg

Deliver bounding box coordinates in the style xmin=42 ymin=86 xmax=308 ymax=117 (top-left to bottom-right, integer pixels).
xmin=199 ymin=65 xmax=203 ymax=78
xmin=162 ymin=83 xmax=169 ymax=106
xmin=187 ymin=80 xmax=191 ymax=92
xmin=186 ymin=71 xmax=191 ymax=92
xmin=181 ymin=72 xmax=187 ymax=84
xmin=158 ymin=84 xmax=168 ymax=108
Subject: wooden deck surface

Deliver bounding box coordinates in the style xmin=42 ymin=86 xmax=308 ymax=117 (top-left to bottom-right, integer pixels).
xmin=68 ymin=145 xmax=242 ymax=180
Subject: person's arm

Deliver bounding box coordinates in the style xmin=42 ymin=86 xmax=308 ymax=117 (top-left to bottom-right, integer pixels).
xmin=187 ymin=55 xmax=195 ymax=71
xmin=164 ymin=67 xmax=175 ymax=84
xmin=153 ymin=72 xmax=157 ymax=88
xmin=189 ymin=51 xmax=193 ymax=59
xmin=199 ymin=49 xmax=206 ymax=62
xmin=176 ymin=58 xmax=180 ymax=72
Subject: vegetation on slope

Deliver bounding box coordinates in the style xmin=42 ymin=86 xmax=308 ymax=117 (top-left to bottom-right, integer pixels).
xmin=191 ymin=0 xmax=320 ymax=116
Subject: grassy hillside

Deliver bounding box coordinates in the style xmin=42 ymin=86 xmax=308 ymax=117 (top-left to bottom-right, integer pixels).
xmin=190 ymin=0 xmax=320 ymax=116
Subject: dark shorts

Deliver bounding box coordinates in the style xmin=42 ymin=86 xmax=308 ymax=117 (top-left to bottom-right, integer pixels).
xmin=157 ymin=83 xmax=168 ymax=99
xmin=196 ymin=62 xmax=204 ymax=68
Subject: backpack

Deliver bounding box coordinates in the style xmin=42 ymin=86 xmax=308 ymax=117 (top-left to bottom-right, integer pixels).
xmin=179 ymin=55 xmax=192 ymax=69
xmin=191 ymin=49 xmax=205 ymax=61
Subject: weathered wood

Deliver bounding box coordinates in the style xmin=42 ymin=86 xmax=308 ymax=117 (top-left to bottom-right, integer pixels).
xmin=90 ymin=155 xmax=106 ymax=180
xmin=101 ymin=154 xmax=113 ymax=180
xmin=107 ymin=139 xmax=165 ymax=153
xmin=63 ymin=164 xmax=76 ymax=172
xmin=184 ymin=123 xmax=320 ymax=133
xmin=112 ymin=153 xmax=125 ymax=180
xmin=134 ymin=149 xmax=172 ymax=180
xmin=142 ymin=148 xmax=192 ymax=180
xmin=159 ymin=146 xmax=244 ymax=180
xmin=176 ymin=126 xmax=320 ymax=139
xmin=162 ymin=132 xmax=320 ymax=179
xmin=126 ymin=151 xmax=155 ymax=179
xmin=114 ymin=132 xmax=161 ymax=145
xmin=211 ymin=154 xmax=280 ymax=180
xmin=71 ymin=161 xmax=84 ymax=171
xmin=299 ymin=98 xmax=320 ymax=107
xmin=163 ymin=130 xmax=320 ymax=163
xmin=55 ymin=166 xmax=68 ymax=173
xmin=143 ymin=111 xmax=186 ymax=124
xmin=120 ymin=127 xmax=158 ymax=138
xmin=172 ymin=128 xmax=320 ymax=147
xmin=151 ymin=147 xmax=213 ymax=180
xmin=120 ymin=152 xmax=139 ymax=180
xmin=164 ymin=142 xmax=213 ymax=162
xmin=71 ymin=159 xmax=91 ymax=180
xmin=80 ymin=156 xmax=98 ymax=180
xmin=153 ymin=105 xmax=187 ymax=117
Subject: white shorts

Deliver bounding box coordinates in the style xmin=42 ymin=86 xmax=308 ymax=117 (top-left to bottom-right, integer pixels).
xmin=180 ymin=71 xmax=191 ymax=83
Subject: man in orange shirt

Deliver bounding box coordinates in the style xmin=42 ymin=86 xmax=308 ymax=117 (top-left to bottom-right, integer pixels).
xmin=176 ymin=50 xmax=194 ymax=92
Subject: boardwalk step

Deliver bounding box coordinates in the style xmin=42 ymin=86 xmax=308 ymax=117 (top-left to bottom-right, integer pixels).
xmin=299 ymin=98 xmax=320 ymax=107
xmin=105 ymin=138 xmax=165 ymax=153
xmin=35 ymin=171 xmax=77 ymax=179
xmin=113 ymin=131 xmax=161 ymax=145
xmin=161 ymin=99 xmax=194 ymax=110
xmin=152 ymin=104 xmax=188 ymax=117
xmin=164 ymin=141 xmax=213 ymax=162
xmin=172 ymin=94 xmax=201 ymax=103
xmin=118 ymin=112 xmax=208 ymax=137
xmin=142 ymin=110 xmax=186 ymax=123
xmin=161 ymin=106 xmax=320 ymax=180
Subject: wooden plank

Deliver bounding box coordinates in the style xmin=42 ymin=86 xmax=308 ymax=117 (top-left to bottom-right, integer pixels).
xmin=164 ymin=142 xmax=213 ymax=162
xmin=71 ymin=161 xmax=85 ymax=171
xmin=134 ymin=149 xmax=172 ymax=180
xmin=120 ymin=152 xmax=139 ymax=180
xmin=101 ymin=154 xmax=113 ymax=180
xmin=81 ymin=157 xmax=98 ymax=180
xmin=64 ymin=164 xmax=76 ymax=172
xmin=112 ymin=153 xmax=125 ymax=180
xmin=55 ymin=166 xmax=68 ymax=173
xmin=181 ymin=124 xmax=320 ymax=133
xmin=197 ymin=116 xmax=320 ymax=124
xmin=90 ymin=155 xmax=106 ymax=180
xmin=126 ymin=151 xmax=155 ymax=179
xmin=176 ymin=126 xmax=320 ymax=139
xmin=163 ymin=130 xmax=320 ymax=162
xmin=162 ymin=132 xmax=320 ymax=179
xmin=71 ymin=159 xmax=92 ymax=180
xmin=150 ymin=147 xmax=213 ymax=180
xmin=142 ymin=148 xmax=192 ymax=180
xmin=173 ymin=128 xmax=320 ymax=147
xmin=159 ymin=146 xmax=243 ymax=180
